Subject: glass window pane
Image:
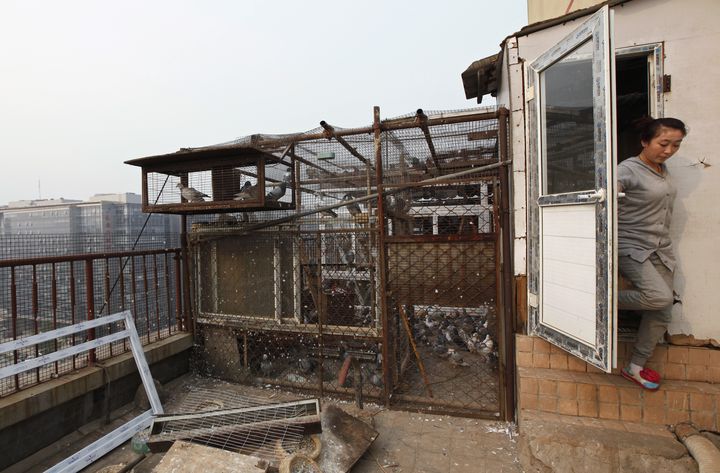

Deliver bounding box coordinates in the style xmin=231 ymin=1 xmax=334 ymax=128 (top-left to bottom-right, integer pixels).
xmin=541 ymin=40 xmax=595 ymax=195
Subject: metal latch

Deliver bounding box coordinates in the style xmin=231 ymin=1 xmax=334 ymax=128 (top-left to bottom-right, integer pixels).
xmin=577 ymin=188 xmax=606 ymax=203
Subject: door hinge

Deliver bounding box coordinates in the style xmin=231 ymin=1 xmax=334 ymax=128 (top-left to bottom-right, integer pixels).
xmin=662 ymin=74 xmax=671 ymax=93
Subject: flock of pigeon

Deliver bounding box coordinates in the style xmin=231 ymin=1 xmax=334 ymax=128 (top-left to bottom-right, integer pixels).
xmin=410 ymin=306 xmax=498 ymax=370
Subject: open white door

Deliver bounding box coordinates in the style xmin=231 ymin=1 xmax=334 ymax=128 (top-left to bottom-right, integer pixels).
xmin=528 ymin=6 xmax=616 ymax=372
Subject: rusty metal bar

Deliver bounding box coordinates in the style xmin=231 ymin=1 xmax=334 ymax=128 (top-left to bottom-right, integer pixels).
xmin=215 ymin=109 xmax=503 ymax=149
xmin=181 ymin=215 xmax=194 ymax=335
xmin=11 ymin=267 xmax=19 ymax=388
xmin=415 ymin=109 xmax=440 ymax=170
xmin=104 ymin=258 xmax=112 ymax=357
xmin=131 ymin=256 xmax=138 ymax=334
xmin=153 ymin=254 xmax=161 ymax=340
xmin=0 ymin=248 xmax=180 ymax=269
xmin=164 ymin=253 xmax=172 ymax=334
xmin=173 ymin=252 xmax=183 ymax=330
xmin=143 ymin=255 xmax=150 ymax=343
xmin=320 ymin=121 xmax=372 ymax=167
xmin=70 ymin=261 xmax=77 ymax=370
xmin=120 ymin=257 xmax=127 ymax=351
xmin=229 ymin=160 xmax=510 ymax=235
xmin=497 ymin=107 xmax=516 ymax=422
xmin=52 ymin=263 xmax=58 ymax=374
xmin=315 ymin=236 xmax=324 ymax=399
xmin=374 ymin=106 xmax=391 ymax=406
xmin=85 ymin=259 xmax=96 ymax=365
xmin=32 ymin=264 xmax=40 ymax=380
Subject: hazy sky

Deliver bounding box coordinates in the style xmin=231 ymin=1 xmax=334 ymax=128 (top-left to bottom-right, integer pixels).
xmin=0 ymin=1 xmax=527 ymax=206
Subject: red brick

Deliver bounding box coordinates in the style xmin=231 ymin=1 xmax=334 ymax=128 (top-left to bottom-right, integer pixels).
xmin=598 ymin=385 xmax=619 ymax=402
xmin=520 ymin=377 xmax=539 ymax=394
xmin=533 ymin=353 xmax=551 ymax=369
xmin=517 ymin=351 xmax=533 ymax=368
xmin=689 ymin=348 xmax=711 ymax=366
xmin=557 ymin=398 xmax=578 ymax=416
xmin=648 ymin=346 xmax=668 ymax=363
xmin=598 ymin=402 xmax=619 ymax=420
xmin=516 ymin=335 xmax=534 ymax=353
xmin=691 ymin=411 xmax=717 ymax=431
xmin=567 ymin=356 xmax=587 ymax=372
xmin=642 ymin=389 xmax=666 ymax=407
xmin=667 ymin=391 xmax=689 ymax=410
xmin=620 ymin=404 xmax=642 ymax=422
xmin=557 ymin=381 xmax=577 ymax=399
xmin=578 ymin=400 xmax=599 ymax=417
xmin=550 ymin=353 xmax=569 ymax=370
xmin=667 ymin=409 xmax=691 ymax=425
xmin=664 ymin=363 xmax=687 ymax=381
xmin=520 ymin=392 xmax=539 ymax=410
xmin=619 ymin=387 xmax=642 ymax=405
xmin=643 ymin=406 xmax=667 ymax=424
xmin=537 ymin=395 xmax=557 ymax=413
xmin=534 ymin=338 xmax=551 ymax=354
xmin=690 ymin=393 xmax=715 ymax=412
xmin=538 ymin=379 xmax=557 ymax=396
xmin=577 ymin=383 xmax=597 ymax=401
xmin=687 ymin=364 xmax=709 ymax=382
xmin=709 ymin=366 xmax=720 ymax=383
xmin=708 ymin=349 xmax=720 ymax=366
xmin=667 ymin=346 xmax=689 ymax=364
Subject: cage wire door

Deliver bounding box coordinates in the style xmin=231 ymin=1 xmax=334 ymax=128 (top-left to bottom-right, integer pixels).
xmin=384 ymin=174 xmax=502 ymax=417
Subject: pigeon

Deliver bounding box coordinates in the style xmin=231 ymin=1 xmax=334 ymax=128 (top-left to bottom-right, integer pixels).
xmin=234 ymin=181 xmax=259 ymax=201
xmin=282 ymin=169 xmax=293 ymax=183
xmin=340 ymin=249 xmax=355 ymax=265
xmin=343 ymin=194 xmax=362 ymax=217
xmin=176 ymin=183 xmax=209 ymax=202
xmin=266 ymin=181 xmax=287 ymax=201
xmin=320 ymin=208 xmax=338 ymax=218
xmin=298 ymin=357 xmax=317 ymax=374
xmin=448 ymin=349 xmax=470 ymax=367
xmin=260 ymin=354 xmax=273 ymax=377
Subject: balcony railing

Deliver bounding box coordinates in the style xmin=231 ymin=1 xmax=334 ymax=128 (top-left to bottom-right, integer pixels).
xmin=0 ymin=248 xmax=186 ymax=397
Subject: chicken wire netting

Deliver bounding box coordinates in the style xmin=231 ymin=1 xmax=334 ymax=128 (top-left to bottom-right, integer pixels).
xmin=189 ymin=106 xmax=507 ymax=417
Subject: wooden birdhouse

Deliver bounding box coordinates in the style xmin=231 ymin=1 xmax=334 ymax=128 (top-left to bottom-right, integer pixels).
xmin=125 ymin=146 xmax=296 ymax=214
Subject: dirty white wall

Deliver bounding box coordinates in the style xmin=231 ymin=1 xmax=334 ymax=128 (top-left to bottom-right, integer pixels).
xmin=527 ymin=0 xmax=604 ymax=24
xmin=504 ymin=0 xmax=720 ymax=338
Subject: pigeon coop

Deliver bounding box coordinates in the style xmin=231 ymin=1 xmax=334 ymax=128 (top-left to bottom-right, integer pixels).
xmin=127 ymin=106 xmax=514 ymax=421
xmin=125 ymin=146 xmax=297 ymax=214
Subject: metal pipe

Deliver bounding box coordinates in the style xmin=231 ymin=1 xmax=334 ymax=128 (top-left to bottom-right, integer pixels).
xmin=320 ymin=121 xmax=372 ymax=167
xmin=416 ymin=109 xmax=440 ymax=170
xmin=0 ymin=248 xmax=180 ymax=269
xmin=373 ymin=106 xmax=392 ymax=407
xmin=497 ymin=107 xmax=516 ymax=422
xmin=85 ymin=259 xmax=96 ymax=364
xmin=232 ymin=160 xmax=510 ymax=235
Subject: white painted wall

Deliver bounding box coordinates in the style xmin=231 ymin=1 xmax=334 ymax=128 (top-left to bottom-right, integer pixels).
xmin=502 ymin=0 xmax=720 ymax=339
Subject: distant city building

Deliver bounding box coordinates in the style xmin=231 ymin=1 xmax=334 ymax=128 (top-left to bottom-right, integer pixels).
xmin=0 ymin=193 xmax=181 ymax=257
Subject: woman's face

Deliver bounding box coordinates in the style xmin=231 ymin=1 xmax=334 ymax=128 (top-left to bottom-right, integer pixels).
xmin=640 ymin=126 xmax=685 ymax=166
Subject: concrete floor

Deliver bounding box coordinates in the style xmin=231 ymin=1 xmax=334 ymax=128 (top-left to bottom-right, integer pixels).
xmin=15 ymin=373 xmax=522 ymax=473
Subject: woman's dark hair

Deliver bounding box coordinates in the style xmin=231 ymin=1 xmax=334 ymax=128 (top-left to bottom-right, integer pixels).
xmin=634 ymin=116 xmax=687 ymax=143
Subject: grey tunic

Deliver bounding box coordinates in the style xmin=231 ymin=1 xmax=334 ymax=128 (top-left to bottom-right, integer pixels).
xmin=617 ymin=157 xmax=676 ymax=271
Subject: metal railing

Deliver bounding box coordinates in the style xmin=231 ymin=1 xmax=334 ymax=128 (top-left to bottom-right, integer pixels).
xmin=0 ymin=247 xmax=186 ymax=397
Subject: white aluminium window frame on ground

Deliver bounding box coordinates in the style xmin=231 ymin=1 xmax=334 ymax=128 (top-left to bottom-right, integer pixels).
xmin=0 ymin=310 xmax=163 ymax=473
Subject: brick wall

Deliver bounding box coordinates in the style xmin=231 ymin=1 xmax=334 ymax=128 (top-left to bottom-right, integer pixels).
xmin=517 ymin=334 xmax=720 ymax=430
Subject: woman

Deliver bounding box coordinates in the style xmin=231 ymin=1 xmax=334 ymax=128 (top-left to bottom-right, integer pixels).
xmin=618 ymin=116 xmax=687 ymax=390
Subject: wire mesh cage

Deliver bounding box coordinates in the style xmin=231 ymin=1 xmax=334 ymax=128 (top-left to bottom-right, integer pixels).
xmin=178 ymin=106 xmax=509 ymax=417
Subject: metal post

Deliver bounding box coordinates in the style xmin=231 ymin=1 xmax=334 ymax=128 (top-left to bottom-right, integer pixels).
xmin=174 ymin=251 xmax=183 ymax=330
xmin=85 ymin=259 xmax=96 ymax=365
xmin=497 ymin=107 xmax=516 ymax=422
xmin=374 ymin=106 xmax=391 ymax=406
xmin=181 ymin=215 xmax=194 ymax=335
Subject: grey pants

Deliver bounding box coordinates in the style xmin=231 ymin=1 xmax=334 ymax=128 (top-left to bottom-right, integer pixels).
xmin=618 ymin=253 xmax=674 ymax=366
